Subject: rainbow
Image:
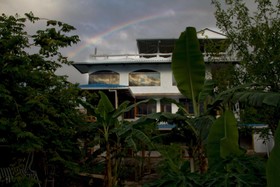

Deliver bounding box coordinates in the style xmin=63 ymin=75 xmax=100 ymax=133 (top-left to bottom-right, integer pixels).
xmin=67 ymin=10 xmax=175 ymax=59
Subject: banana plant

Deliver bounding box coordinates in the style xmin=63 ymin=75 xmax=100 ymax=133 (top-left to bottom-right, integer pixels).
xmin=79 ymin=91 xmax=155 ymax=187
xmin=205 ymin=81 xmax=280 ymax=185
xmin=172 ymin=27 xmax=215 ymax=173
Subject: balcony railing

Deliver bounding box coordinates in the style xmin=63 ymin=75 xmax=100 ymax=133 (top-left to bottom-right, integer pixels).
xmin=90 ymin=52 xmax=237 ymax=62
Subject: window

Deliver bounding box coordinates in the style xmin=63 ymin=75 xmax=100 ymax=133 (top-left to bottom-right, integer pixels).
xmin=136 ymin=100 xmax=156 ymax=117
xmin=124 ymin=105 xmax=135 ymax=119
xmin=161 ymin=101 xmax=171 ymax=113
xmin=89 ymin=70 xmax=119 ymax=84
xmin=129 ymin=69 xmax=160 ymax=86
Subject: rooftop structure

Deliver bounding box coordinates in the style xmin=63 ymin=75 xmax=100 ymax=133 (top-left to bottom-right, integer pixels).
xmin=73 ymin=28 xmax=236 ymax=74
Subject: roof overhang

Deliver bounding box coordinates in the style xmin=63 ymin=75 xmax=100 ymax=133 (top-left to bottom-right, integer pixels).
xmin=79 ymin=83 xmax=135 ymax=100
xmin=73 ymin=64 xmax=91 ymax=74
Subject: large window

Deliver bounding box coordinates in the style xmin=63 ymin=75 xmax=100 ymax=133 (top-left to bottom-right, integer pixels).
xmin=89 ymin=70 xmax=119 ymax=84
xmin=129 ymin=69 xmax=160 ymax=86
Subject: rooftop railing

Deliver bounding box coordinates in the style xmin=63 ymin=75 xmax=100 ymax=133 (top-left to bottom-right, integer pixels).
xmin=90 ymin=53 xmax=173 ymax=59
xmin=89 ymin=52 xmax=237 ymax=62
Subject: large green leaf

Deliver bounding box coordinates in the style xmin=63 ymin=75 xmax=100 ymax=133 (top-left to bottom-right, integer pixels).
xmin=211 ymin=83 xmax=280 ymax=108
xmin=172 ymin=27 xmax=205 ymax=102
xmin=95 ymin=91 xmax=114 ymax=119
xmin=266 ymin=121 xmax=280 ymax=187
xmin=207 ymin=113 xmax=225 ymax=167
xmin=207 ymin=110 xmax=243 ymax=167
xmin=198 ymin=80 xmax=215 ymax=102
xmin=220 ymin=110 xmax=243 ymax=158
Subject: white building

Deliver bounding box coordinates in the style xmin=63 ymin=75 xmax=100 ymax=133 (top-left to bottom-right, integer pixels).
xmin=73 ymin=28 xmax=235 ymax=120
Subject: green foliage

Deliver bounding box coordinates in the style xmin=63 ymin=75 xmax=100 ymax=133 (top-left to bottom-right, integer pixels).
xmin=203 ymin=155 xmax=266 ymax=187
xmin=207 ymin=110 xmax=244 ymax=168
xmin=212 ymin=0 xmax=280 ymax=91
xmin=210 ymin=63 xmax=237 ymax=92
xmin=172 ymin=27 xmax=205 ymax=116
xmin=266 ymin=121 xmax=280 ymax=187
xmin=79 ymin=91 xmax=156 ymax=187
xmin=144 ymin=144 xmax=201 ymax=187
xmin=212 ymin=0 xmax=280 ymax=135
xmin=0 ymin=12 xmax=84 ymax=184
xmin=11 ymin=176 xmax=37 ymax=187
xmin=211 ymin=83 xmax=280 ymax=133
xmin=170 ymin=27 xmax=217 ymax=173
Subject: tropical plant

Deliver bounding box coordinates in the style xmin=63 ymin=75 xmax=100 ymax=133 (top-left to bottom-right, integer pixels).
xmin=202 ymin=155 xmax=266 ymax=187
xmin=79 ymin=91 xmax=155 ymax=187
xmin=207 ymin=110 xmax=244 ymax=168
xmin=211 ymin=83 xmax=280 ymax=133
xmin=172 ymin=27 xmax=205 ymax=117
xmin=144 ymin=144 xmax=201 ymax=187
xmin=171 ymin=27 xmax=216 ymax=173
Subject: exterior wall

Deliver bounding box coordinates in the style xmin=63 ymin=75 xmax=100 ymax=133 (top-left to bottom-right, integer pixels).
xmin=88 ymin=63 xmax=181 ymax=96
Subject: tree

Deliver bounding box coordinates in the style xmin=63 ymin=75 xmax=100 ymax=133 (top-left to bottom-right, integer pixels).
xmin=0 ymin=12 xmax=84 ymax=184
xmin=212 ymin=0 xmax=280 ymax=90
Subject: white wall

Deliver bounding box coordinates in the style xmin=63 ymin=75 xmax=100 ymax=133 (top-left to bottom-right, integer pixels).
xmin=88 ymin=63 xmax=181 ymax=95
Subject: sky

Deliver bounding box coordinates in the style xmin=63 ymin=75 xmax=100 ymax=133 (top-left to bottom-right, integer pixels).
xmin=0 ymin=0 xmax=220 ymax=84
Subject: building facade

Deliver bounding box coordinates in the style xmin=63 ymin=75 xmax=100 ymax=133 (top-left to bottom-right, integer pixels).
xmin=73 ymin=28 xmax=234 ymax=120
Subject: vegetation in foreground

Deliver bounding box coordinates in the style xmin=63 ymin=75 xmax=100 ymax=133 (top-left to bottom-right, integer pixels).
xmin=1 ymin=0 xmax=280 ymax=185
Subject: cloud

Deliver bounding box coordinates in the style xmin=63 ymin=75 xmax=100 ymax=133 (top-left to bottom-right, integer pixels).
xmin=0 ymin=0 xmax=220 ymax=84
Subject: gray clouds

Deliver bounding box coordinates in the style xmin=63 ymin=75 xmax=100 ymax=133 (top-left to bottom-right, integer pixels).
xmin=0 ymin=0 xmax=218 ymax=83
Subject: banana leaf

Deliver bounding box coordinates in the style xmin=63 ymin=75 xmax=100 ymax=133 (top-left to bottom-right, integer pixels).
xmin=207 ymin=110 xmax=243 ymax=167
xmin=95 ymin=91 xmax=114 ymax=119
xmin=220 ymin=110 xmax=243 ymax=158
xmin=172 ymin=27 xmax=205 ymax=114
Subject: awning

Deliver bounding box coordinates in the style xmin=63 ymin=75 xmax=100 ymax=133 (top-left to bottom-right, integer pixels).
xmin=79 ymin=84 xmax=135 ymax=106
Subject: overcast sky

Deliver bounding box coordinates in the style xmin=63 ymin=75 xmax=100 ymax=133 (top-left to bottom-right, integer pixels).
xmin=0 ymin=0 xmax=219 ymax=84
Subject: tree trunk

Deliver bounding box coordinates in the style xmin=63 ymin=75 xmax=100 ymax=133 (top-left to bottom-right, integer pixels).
xmin=188 ymin=147 xmax=195 ymax=172
xmin=105 ymin=143 xmax=112 ymax=187
xmin=198 ymin=145 xmax=208 ymax=173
